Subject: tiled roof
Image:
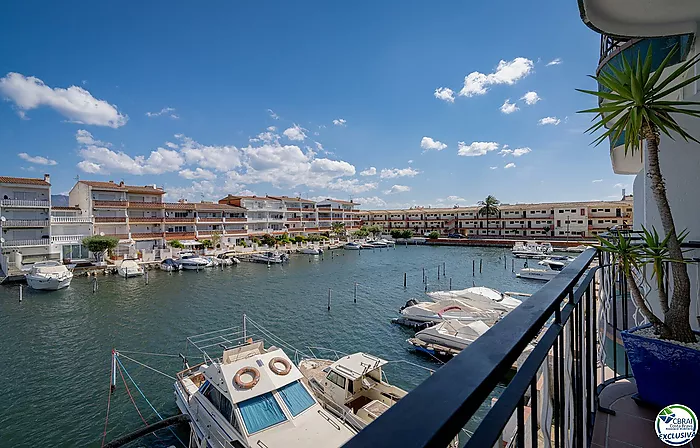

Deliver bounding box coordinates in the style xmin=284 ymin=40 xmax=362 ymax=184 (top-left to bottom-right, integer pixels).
xmin=194 ymin=202 xmax=246 ymax=212
xmin=51 ymin=206 xmax=81 ymax=210
xmin=80 ymin=180 xmax=164 ymax=194
xmin=318 ymin=198 xmax=358 ymax=205
xmin=267 ymin=195 xmax=316 ymax=203
xmin=0 ymin=176 xmax=50 ymax=186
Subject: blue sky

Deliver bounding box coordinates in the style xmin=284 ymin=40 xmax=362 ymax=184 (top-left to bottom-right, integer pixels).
xmin=0 ymin=1 xmax=632 ymax=209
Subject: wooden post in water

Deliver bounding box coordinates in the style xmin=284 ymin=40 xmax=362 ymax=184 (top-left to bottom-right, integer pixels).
xmin=19 ymin=285 xmax=23 ymax=302
xmin=437 ymin=265 xmax=440 ymax=280
xmin=354 ymin=282 xmax=357 ymax=303
xmin=505 ymin=255 xmax=507 ymax=269
xmin=511 ymin=259 xmax=515 ymax=273
xmin=145 ymin=270 xmax=149 ymax=285
xmin=403 ymin=273 xmax=407 ymax=289
xmin=93 ymin=277 xmax=98 ymax=293
xmin=111 ymin=349 xmax=117 ymax=392
xmin=449 ymin=278 xmax=452 ymax=290
xmin=479 ymin=259 xmax=482 ymax=274
xmin=443 ymin=262 xmax=446 ymax=276
xmin=424 ymin=281 xmax=427 ymax=293
xmin=327 ymin=288 xmax=332 ymax=311
xmin=422 ymin=267 xmax=425 ymax=283
xmin=472 ymin=260 xmax=475 ymax=276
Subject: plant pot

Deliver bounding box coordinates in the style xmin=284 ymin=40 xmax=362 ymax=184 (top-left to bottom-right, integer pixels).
xmin=621 ymin=323 xmax=700 ymax=411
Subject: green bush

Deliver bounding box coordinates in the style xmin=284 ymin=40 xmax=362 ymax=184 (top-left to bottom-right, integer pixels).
xmin=428 ymin=231 xmax=439 ymax=239
xmin=168 ymin=239 xmax=185 ymax=249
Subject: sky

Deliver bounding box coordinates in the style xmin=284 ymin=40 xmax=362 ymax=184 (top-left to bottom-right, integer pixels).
xmin=0 ymin=1 xmax=633 ymax=209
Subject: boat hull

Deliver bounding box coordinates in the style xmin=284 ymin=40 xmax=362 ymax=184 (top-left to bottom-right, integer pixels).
xmin=516 ymin=269 xmax=558 ymax=281
xmin=180 ymin=263 xmax=208 ymax=270
xmin=26 ymin=275 xmax=72 ymax=291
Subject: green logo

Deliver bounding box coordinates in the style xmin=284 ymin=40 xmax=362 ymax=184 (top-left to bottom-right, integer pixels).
xmin=655 ymin=404 xmax=698 ymax=446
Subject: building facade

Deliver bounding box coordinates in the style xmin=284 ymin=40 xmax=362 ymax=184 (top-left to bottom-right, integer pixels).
xmin=50 ymin=206 xmax=92 ymax=262
xmin=358 ymin=197 xmax=633 ymax=239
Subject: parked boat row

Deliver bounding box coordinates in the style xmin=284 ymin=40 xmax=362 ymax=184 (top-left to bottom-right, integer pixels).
xmin=344 ymin=239 xmax=395 ymax=250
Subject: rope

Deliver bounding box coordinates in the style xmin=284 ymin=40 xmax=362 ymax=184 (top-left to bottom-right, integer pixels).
xmin=116 ymin=353 xmax=176 ymax=380
xmin=117 ymin=361 xmax=153 ymax=429
xmin=116 ymin=350 xmax=182 ymax=358
xmin=100 ymin=357 xmax=113 ymax=448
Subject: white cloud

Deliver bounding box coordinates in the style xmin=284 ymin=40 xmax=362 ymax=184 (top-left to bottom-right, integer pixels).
xmin=421 ymin=136 xmax=447 ymax=151
xmin=267 ymin=126 xmax=276 ymax=131
xmin=457 ymin=141 xmax=499 ymax=157
xmin=500 ymin=99 xmax=519 ymax=114
xmin=360 ymin=167 xmax=377 ymax=176
xmin=521 ymin=91 xmax=540 ymax=105
xmin=379 ymin=167 xmax=420 ymax=179
xmin=179 ymin=168 xmax=217 ymax=180
xmin=165 ymin=141 xmax=178 ymax=149
xmin=283 ymin=124 xmax=306 ymax=141
xmin=18 ymin=152 xmax=57 ymax=166
xmin=384 ymin=185 xmax=411 ymax=194
xmin=267 ymin=109 xmax=279 ymax=120
xmin=435 ymin=195 xmax=467 ymax=205
xmin=434 ymin=87 xmax=455 ymax=103
xmin=176 ymin=135 xmax=242 ymax=171
xmin=146 ymin=107 xmax=178 ymax=119
xmin=538 ymin=116 xmax=561 ymax=126
xmin=353 ymin=196 xmax=387 ymax=208
xmin=459 ymin=58 xmax=534 ymax=97
xmin=592 ymin=179 xmax=603 ymax=183
xmin=489 ymin=166 xmax=498 ymax=170
xmin=326 ymin=179 xmax=378 ymax=194
xmin=77 ymin=136 xmax=184 ymax=175
xmin=613 ymin=183 xmax=629 ymax=189
xmin=0 ymin=72 xmax=127 ymax=127
xmin=332 ymin=118 xmax=347 ymax=126
xmin=407 ymin=160 xmax=413 ymax=164
xmin=546 ymin=58 xmax=562 ymax=66
xmin=504 ymin=162 xmax=516 ymax=169
xmin=512 ymin=147 xmax=531 ymax=157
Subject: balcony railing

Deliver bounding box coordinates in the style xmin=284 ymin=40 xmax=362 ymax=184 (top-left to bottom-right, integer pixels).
xmin=197 ymin=217 xmax=224 ymax=223
xmin=1 ymin=219 xmax=49 ymax=227
xmin=131 ymin=232 xmax=164 ymax=239
xmin=51 ymin=234 xmax=86 ymax=243
xmin=95 ymin=217 xmax=127 ymax=223
xmin=127 ymin=201 xmax=164 ymax=209
xmin=1 ymin=199 xmax=50 ymax=208
xmin=93 ymin=200 xmax=128 ymax=207
xmin=225 ymin=217 xmax=247 ymax=222
xmin=164 ymin=232 xmax=196 ymax=240
xmin=345 ymin=249 xmax=601 ymax=447
xmin=2 ymin=238 xmax=50 ymax=247
xmin=599 ymin=34 xmax=632 ymax=63
xmin=51 ymin=216 xmax=92 ymax=224
xmin=128 ymin=217 xmax=163 ymax=223
xmin=164 ymin=217 xmax=196 ymax=223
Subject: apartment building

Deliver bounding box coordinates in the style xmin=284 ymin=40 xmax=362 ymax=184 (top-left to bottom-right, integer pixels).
xmin=0 ymin=175 xmax=52 ymax=271
xmin=267 ymin=196 xmax=319 ymax=234
xmin=316 ymin=199 xmax=361 ymax=232
xmin=50 ymin=206 xmax=92 ymax=262
xmin=219 ymin=195 xmax=287 ymax=236
xmin=359 ymin=198 xmax=633 ymax=239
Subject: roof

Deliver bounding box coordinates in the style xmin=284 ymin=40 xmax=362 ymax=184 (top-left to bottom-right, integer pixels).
xmin=329 ymin=353 xmax=388 ymax=381
xmin=318 ymin=198 xmax=358 ymax=206
xmin=194 ymin=202 xmax=246 ymax=212
xmin=51 ymin=206 xmax=80 ymax=211
xmin=267 ymin=195 xmax=316 ymax=204
xmin=0 ymin=176 xmax=50 ymax=186
xmin=362 ymin=200 xmax=634 ymax=214
xmin=79 ymin=180 xmax=164 ymax=194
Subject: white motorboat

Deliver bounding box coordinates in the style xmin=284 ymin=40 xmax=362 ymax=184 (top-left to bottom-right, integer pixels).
xmin=367 ymin=239 xmax=388 ymax=248
xmin=360 ymin=242 xmax=376 ymax=249
xmin=216 ymin=253 xmax=240 ymax=265
xmin=178 ymin=252 xmax=211 ymax=270
xmin=25 ymin=261 xmax=73 ymax=290
xmin=517 ymin=267 xmax=559 ymax=281
xmin=426 ymin=286 xmax=522 ymax=310
xmin=174 ymin=337 xmax=355 ymax=448
xmin=117 ymin=259 xmax=144 ymax=277
xmin=344 ymin=242 xmax=362 ymax=250
xmin=539 ymin=256 xmax=574 ymax=271
xmin=300 ymin=247 xmax=323 ymax=255
xmin=250 ymin=251 xmax=288 ymax=264
xmin=298 ymin=353 xmax=407 ymax=432
xmin=400 ymin=298 xmax=508 ymax=325
xmin=410 ymin=319 xmax=491 ymax=353
xmin=567 ymin=244 xmax=591 ymax=253
xmin=159 ymin=258 xmax=181 ymax=272
xmin=512 ymin=241 xmax=553 ymax=259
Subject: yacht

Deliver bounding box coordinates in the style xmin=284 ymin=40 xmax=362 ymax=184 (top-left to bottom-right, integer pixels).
xmin=298 ymin=353 xmax=407 ymax=432
xmin=426 ymin=286 xmax=522 ymax=309
xmin=343 ymin=242 xmax=362 ymax=250
xmin=174 ymin=340 xmax=355 ymax=448
xmin=516 ymin=256 xmax=571 ymax=282
xmin=408 ymin=319 xmax=491 ymax=356
xmin=159 ymin=258 xmax=181 ymax=272
xmin=117 ymin=259 xmax=144 ymax=277
xmin=379 ymin=238 xmax=395 ymax=247
xmin=178 ymin=252 xmax=211 ymax=270
xmin=217 ymin=253 xmax=240 ymax=265
xmin=567 ymin=244 xmax=591 ymax=253
xmin=367 ymin=239 xmax=388 ymax=248
xmin=250 ymin=251 xmax=288 ymax=264
xmin=25 ymin=261 xmax=73 ymax=290
xmin=300 ymin=247 xmax=323 ymax=255
xmin=539 ymin=255 xmax=574 ymax=271
xmin=512 ymin=241 xmax=553 ymax=259
xmin=360 ymin=242 xmax=376 ymax=249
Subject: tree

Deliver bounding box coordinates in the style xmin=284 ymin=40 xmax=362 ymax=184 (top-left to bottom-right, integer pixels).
xmin=579 ymin=45 xmax=700 ymax=342
xmin=211 ymin=231 xmax=222 ymax=248
xmin=82 ymin=235 xmax=119 ymax=262
xmin=366 ymin=225 xmax=383 ymax=238
xmin=168 ymin=239 xmax=185 ymax=249
xmin=390 ymin=229 xmax=402 ymax=239
xmin=352 ymin=228 xmax=369 ymax=238
xmin=261 ymin=234 xmax=276 ymax=247
xmin=543 ymin=225 xmax=552 ymax=236
xmin=478 ymin=195 xmax=501 ymax=237
xmin=428 ymin=231 xmax=439 ymax=240
xmin=331 ymin=222 xmax=346 ymax=236
xmin=199 ymin=239 xmax=213 ymax=249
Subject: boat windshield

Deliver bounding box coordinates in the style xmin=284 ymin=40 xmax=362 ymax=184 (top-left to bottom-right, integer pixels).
xmin=238 ymin=392 xmax=287 ymax=434
xmin=278 ymin=380 xmax=315 ymax=416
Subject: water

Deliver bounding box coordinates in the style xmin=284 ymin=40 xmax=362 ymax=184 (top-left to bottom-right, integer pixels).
xmin=0 ymin=245 xmax=543 ymax=447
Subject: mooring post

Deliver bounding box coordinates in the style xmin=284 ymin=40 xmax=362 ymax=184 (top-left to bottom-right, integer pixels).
xmin=449 ymin=278 xmax=452 ymax=290
xmin=145 ymin=270 xmax=149 ymax=285
xmin=480 ymin=259 xmax=483 ymax=274
xmin=354 ymin=282 xmax=358 ymax=303
xmin=403 ymin=272 xmax=407 ymax=289
xmin=437 ymin=265 xmax=440 ymax=280
xmin=443 ymin=262 xmax=446 ymax=276
xmin=422 ymin=267 xmax=425 ymax=283
xmin=111 ymin=349 xmax=117 ymax=392
xmin=512 ymin=259 xmax=515 ymax=273
xmin=93 ymin=277 xmax=98 ymax=293
xmin=327 ymin=288 xmax=332 ymax=311
xmin=472 ymin=259 xmax=475 ymax=276
xmin=424 ymin=281 xmax=427 ymax=293
xmin=19 ymin=284 xmax=23 ymax=302
xmin=505 ymin=255 xmax=507 ymax=269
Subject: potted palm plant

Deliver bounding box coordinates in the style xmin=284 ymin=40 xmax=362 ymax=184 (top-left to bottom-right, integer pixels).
xmin=579 ymin=45 xmax=700 ymax=410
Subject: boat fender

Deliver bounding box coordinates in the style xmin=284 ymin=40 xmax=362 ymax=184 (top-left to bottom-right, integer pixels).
xmin=234 ymin=366 xmax=260 ymax=389
xmin=268 ymin=357 xmax=292 ymax=376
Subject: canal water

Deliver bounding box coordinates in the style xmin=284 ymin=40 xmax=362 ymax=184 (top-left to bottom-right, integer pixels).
xmin=0 ymin=245 xmax=544 ymax=447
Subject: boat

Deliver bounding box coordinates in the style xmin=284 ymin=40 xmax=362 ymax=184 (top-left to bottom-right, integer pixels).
xmin=250 ymin=251 xmax=289 ymax=264
xmin=539 ymin=255 xmax=574 ymax=271
xmin=300 ymin=247 xmax=323 ymax=255
xmin=399 ymin=298 xmax=509 ymax=325
xmin=177 ymin=252 xmax=211 ymax=270
xmin=174 ymin=335 xmax=355 ymax=447
xmin=343 ymin=242 xmax=362 ymax=250
xmin=567 ymin=244 xmax=591 ymax=253
xmin=367 ymin=239 xmax=388 ymax=248
xmin=408 ymin=319 xmax=491 ymax=355
xmin=25 ymin=261 xmax=73 ymax=290
xmin=159 ymin=258 xmax=181 ymax=272
xmin=117 ymin=259 xmax=144 ymax=277
xmin=217 ymin=253 xmax=240 ymax=265
xmin=298 ymin=353 xmax=407 ymax=432
xmin=516 ymin=267 xmax=559 ymax=281
xmin=426 ymin=286 xmax=522 ymax=310
xmin=360 ymin=242 xmax=375 ymax=249
xmin=512 ymin=241 xmax=553 ymax=259
xmin=379 ymin=238 xmax=395 ymax=247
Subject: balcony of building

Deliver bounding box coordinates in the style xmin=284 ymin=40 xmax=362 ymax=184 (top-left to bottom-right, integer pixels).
xmin=0 ymin=199 xmax=50 ymax=208
xmin=2 ymin=238 xmax=51 ymax=248
xmin=579 ymin=0 xmax=700 ymax=37
xmin=50 ymin=216 xmax=92 ymax=224
xmin=1 ymin=219 xmax=50 ymax=228
xmin=50 ymin=234 xmax=86 ymax=244
xmin=95 ymin=216 xmax=128 ymax=223
xmin=130 ymin=232 xmax=164 ymax=240
xmin=164 ymin=217 xmax=196 ymax=223
xmin=128 ymin=216 xmax=164 ymax=224
xmin=93 ymin=200 xmax=128 ymax=208
xmin=164 ymin=232 xmax=196 ymax=240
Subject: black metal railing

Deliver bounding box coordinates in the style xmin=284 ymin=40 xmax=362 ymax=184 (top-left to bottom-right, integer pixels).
xmin=344 ymin=248 xmax=600 ymax=447
xmin=599 ymin=34 xmax=632 ymax=63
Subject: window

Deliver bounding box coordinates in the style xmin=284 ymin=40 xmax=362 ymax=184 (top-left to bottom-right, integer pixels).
xmin=580 ymin=209 xmax=585 ymax=216
xmin=326 ymin=370 xmax=346 ymax=389
xmin=557 ymin=220 xmax=561 ymax=227
xmin=238 ymin=392 xmax=287 ymax=434
xmin=203 ymin=384 xmax=233 ymax=422
xmin=278 ymin=381 xmax=315 ymax=417
xmin=578 ymin=220 xmax=583 ymax=224
xmin=559 ymin=231 xmax=564 ymax=235
xmin=559 ymin=210 xmax=564 ymax=213
xmin=598 ymin=220 xmax=604 ymax=224
xmin=591 ymin=209 xmax=597 ymax=212
xmin=605 ymin=209 xmax=610 ymax=212
xmin=62 ymin=244 xmax=89 ymax=260
xmin=174 ymin=212 xmax=189 ymax=218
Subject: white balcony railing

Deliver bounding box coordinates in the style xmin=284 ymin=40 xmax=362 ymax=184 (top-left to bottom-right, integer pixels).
xmin=2 ymin=239 xmax=50 ymax=247
xmin=1 ymin=199 xmax=50 ymax=208
xmin=1 ymin=219 xmax=50 ymax=227
xmin=51 ymin=216 xmax=92 ymax=224
xmin=51 ymin=234 xmax=86 ymax=243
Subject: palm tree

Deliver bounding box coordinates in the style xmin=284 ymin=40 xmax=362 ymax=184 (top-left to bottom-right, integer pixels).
xmin=578 ymin=45 xmax=700 ymax=342
xmin=331 ymin=222 xmax=346 ymax=237
xmin=477 ymin=195 xmax=500 ymax=237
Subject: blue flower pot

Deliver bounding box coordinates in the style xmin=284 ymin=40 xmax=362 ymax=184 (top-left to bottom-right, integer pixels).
xmin=621 ymin=324 xmax=700 ymax=412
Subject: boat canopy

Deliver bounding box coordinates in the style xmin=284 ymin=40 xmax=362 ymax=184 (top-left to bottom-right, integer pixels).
xmin=328 ymin=353 xmax=388 ymax=381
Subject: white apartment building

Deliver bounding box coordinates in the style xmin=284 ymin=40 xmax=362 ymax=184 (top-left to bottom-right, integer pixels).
xmin=0 ymin=175 xmax=52 ymax=272
xmin=268 ymin=196 xmax=319 ymax=234
xmin=50 ymin=206 xmax=92 ymax=262
xmin=316 ymin=199 xmax=361 ymax=232
xmin=219 ymin=195 xmax=286 ymax=236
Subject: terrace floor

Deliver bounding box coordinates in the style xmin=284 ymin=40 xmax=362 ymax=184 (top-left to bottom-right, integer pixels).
xmin=592 ymin=379 xmax=696 ymax=448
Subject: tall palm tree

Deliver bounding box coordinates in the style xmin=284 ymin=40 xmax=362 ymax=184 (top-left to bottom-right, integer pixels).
xmin=578 ymin=45 xmax=700 ymax=342
xmin=477 ymin=195 xmax=500 ymax=237
xmin=331 ymin=222 xmax=346 ymax=237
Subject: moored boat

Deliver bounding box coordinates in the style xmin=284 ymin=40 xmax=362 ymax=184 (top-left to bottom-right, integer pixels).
xmin=217 ymin=253 xmax=240 ymax=265
xmin=25 ymin=261 xmax=73 ymax=290
xmin=178 ymin=252 xmax=211 ymax=270
xmin=343 ymin=242 xmax=361 ymax=250
xmin=300 ymin=247 xmax=323 ymax=255
xmin=426 ymin=286 xmax=522 ymax=309
xmin=250 ymin=251 xmax=288 ymax=264
xmin=117 ymin=259 xmax=144 ymax=277
xmin=159 ymin=258 xmax=180 ymax=271
xmin=408 ymin=319 xmax=491 ymax=356
xmin=512 ymin=241 xmax=553 ymax=259
xmin=516 ymin=267 xmax=559 ymax=281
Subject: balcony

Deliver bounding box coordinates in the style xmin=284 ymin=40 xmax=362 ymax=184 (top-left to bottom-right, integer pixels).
xmin=164 ymin=232 xmax=196 ymax=240
xmin=127 ymin=201 xmax=164 ymax=209
xmin=51 ymin=234 xmax=85 ymax=244
xmin=1 ymin=199 xmax=50 ymax=208
xmin=2 ymin=238 xmax=50 ymax=247
xmin=131 ymin=232 xmax=164 ymax=240
xmin=287 ymin=217 xmax=302 ymax=222
xmin=95 ymin=217 xmax=127 ymax=223
xmin=93 ymin=200 xmax=128 ymax=208
xmin=286 ymin=207 xmax=302 ymax=212
xmin=128 ymin=216 xmax=163 ymax=223
xmin=223 ymin=229 xmax=246 ymax=235
xmin=224 ymin=217 xmax=247 ymax=222
xmin=51 ymin=216 xmax=92 ymax=224
xmin=197 ymin=217 xmax=224 ymax=223
xmin=164 ymin=217 xmax=196 ymax=223
xmin=1 ymin=219 xmax=49 ymax=227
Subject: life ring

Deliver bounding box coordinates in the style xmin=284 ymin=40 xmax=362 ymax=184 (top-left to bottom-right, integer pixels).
xmin=269 ymin=357 xmax=292 ymax=376
xmin=234 ymin=366 xmax=260 ymax=389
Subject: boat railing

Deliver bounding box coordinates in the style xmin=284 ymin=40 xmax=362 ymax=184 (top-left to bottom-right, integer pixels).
xmin=186 ymin=325 xmax=261 ymax=364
